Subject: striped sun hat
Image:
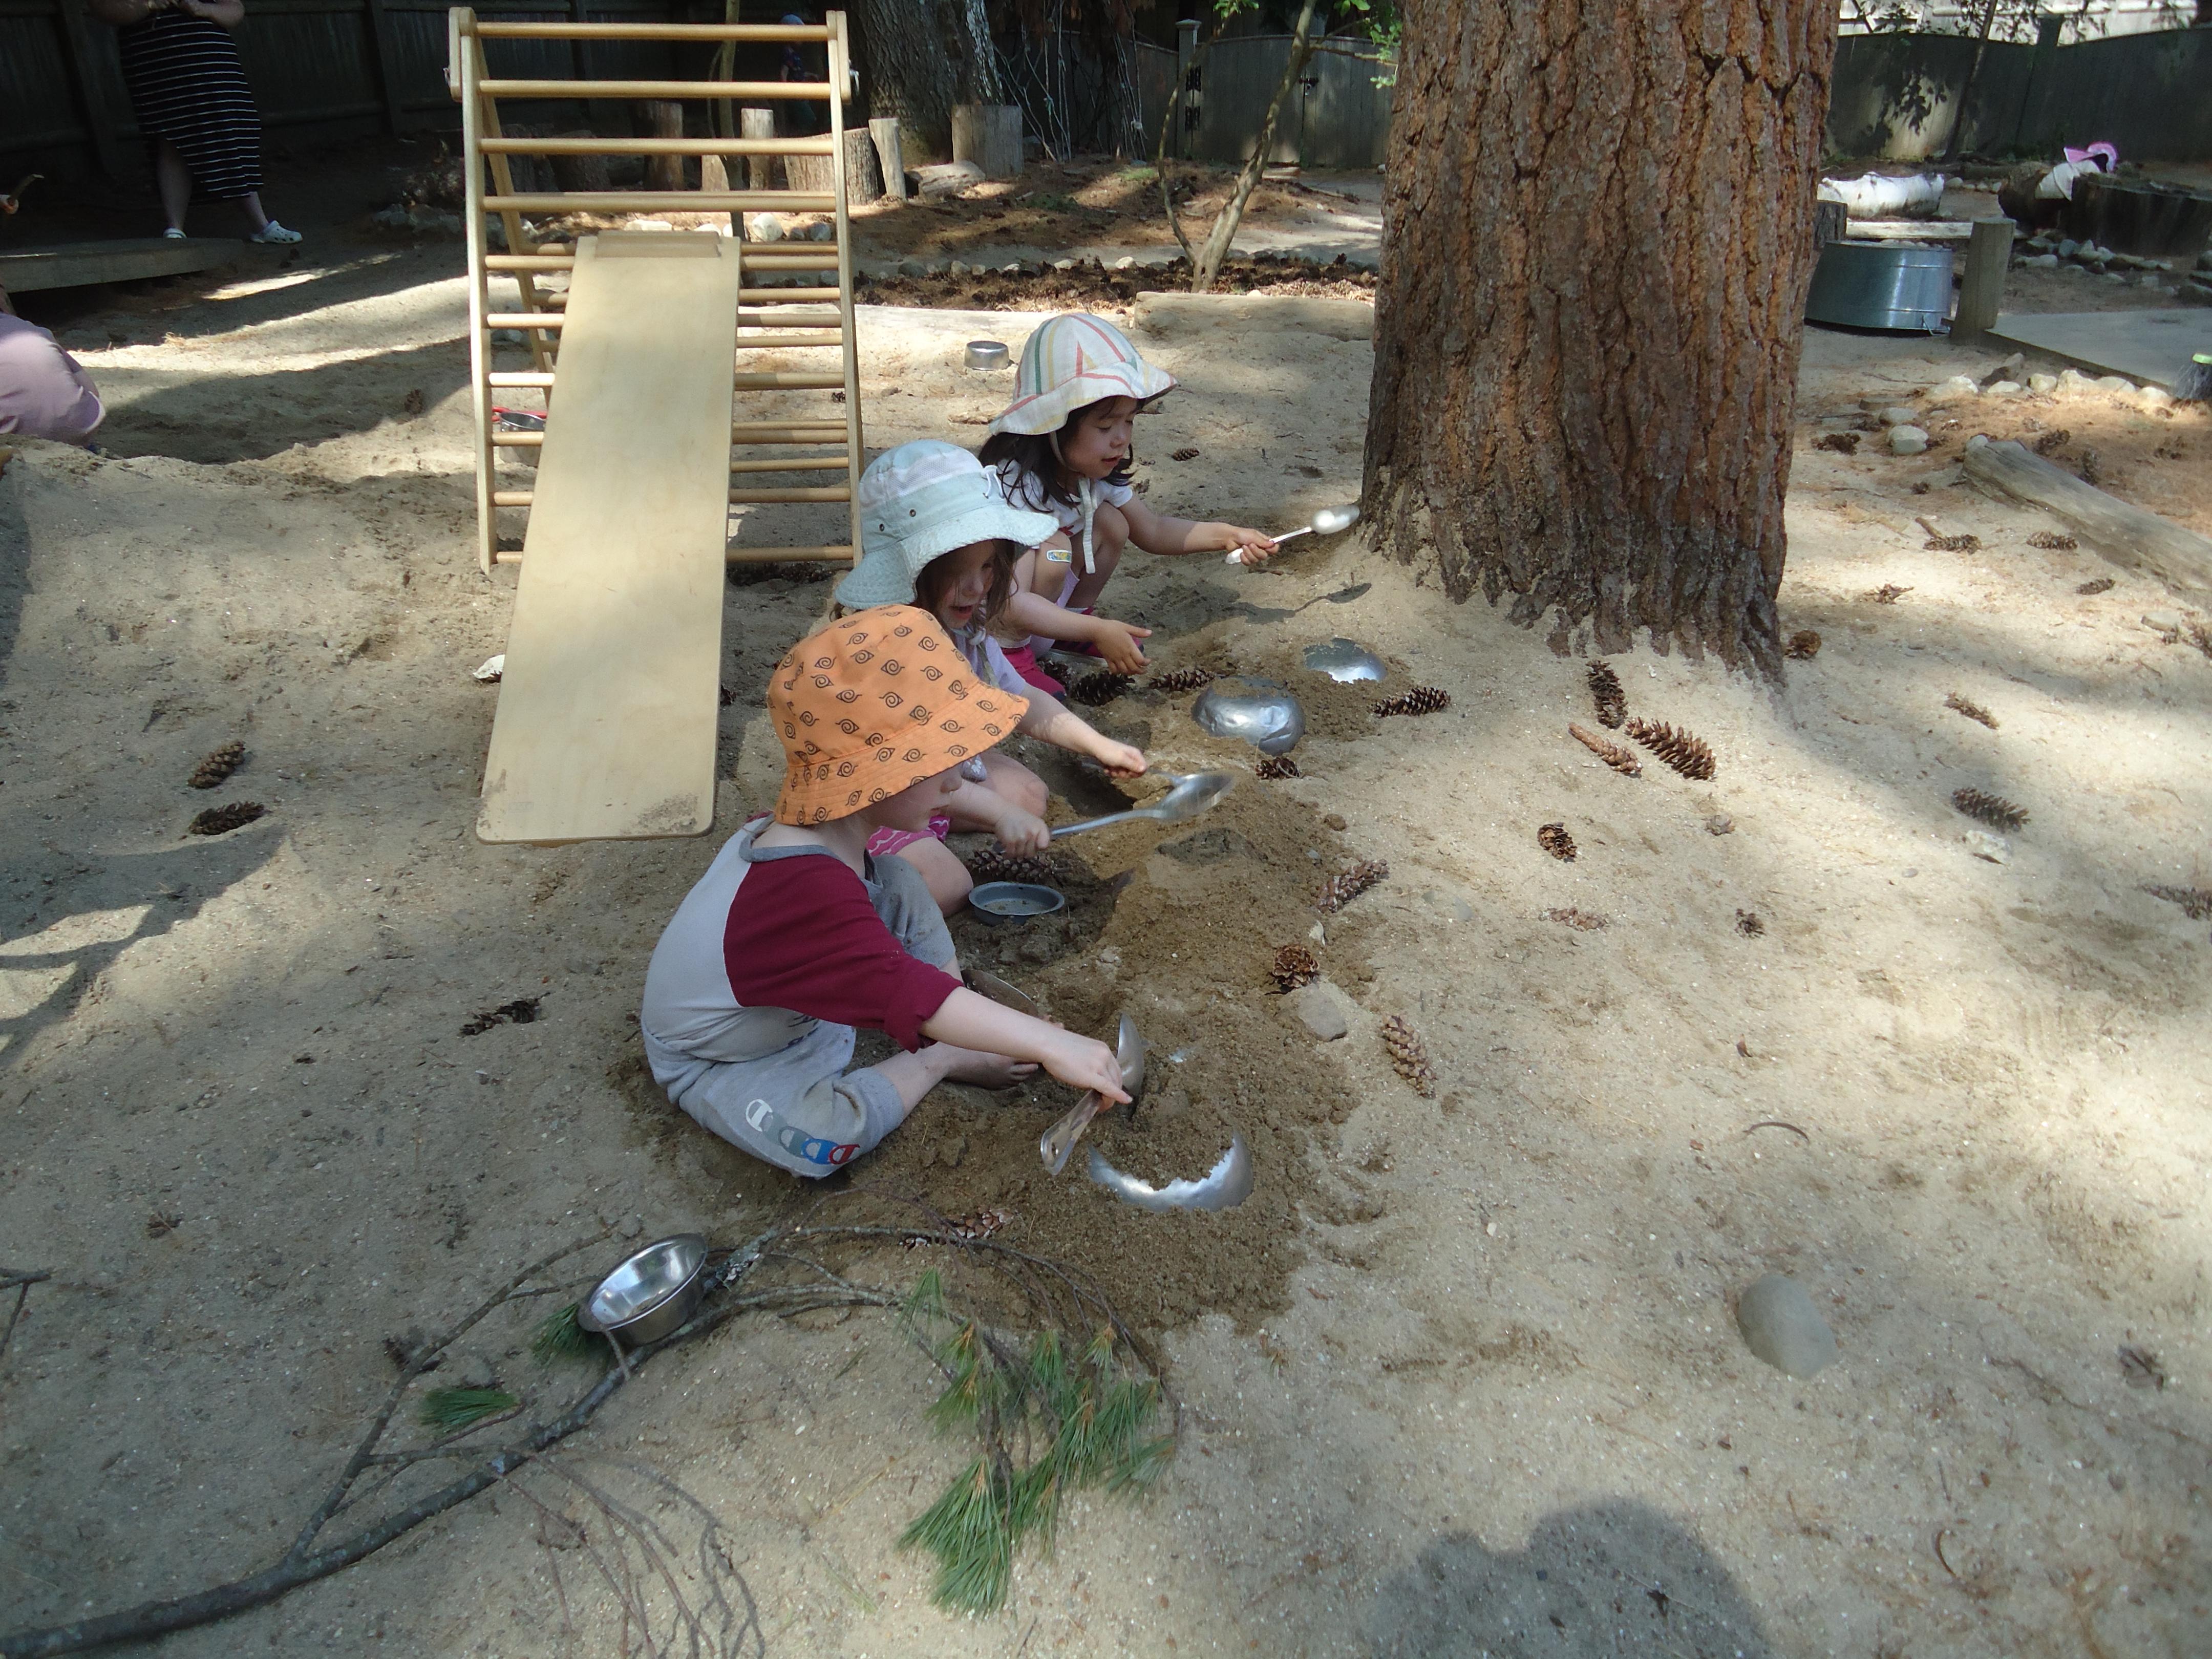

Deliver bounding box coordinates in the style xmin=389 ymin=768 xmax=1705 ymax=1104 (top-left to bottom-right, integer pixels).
xmin=987 ymin=313 xmax=1177 ymax=436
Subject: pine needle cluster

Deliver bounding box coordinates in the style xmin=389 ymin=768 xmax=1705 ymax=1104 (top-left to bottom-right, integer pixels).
xmin=1952 ymin=787 xmax=2028 ymax=831
xmin=1371 ymin=686 xmax=1451 ymax=718
xmin=417 ymin=1386 xmax=519 ymax=1431
xmin=1945 ymin=692 xmax=1998 ymax=729
xmin=187 ymin=801 xmax=265 ymax=837
xmin=1145 ymin=666 xmax=1217 ymax=693
xmin=1568 ymin=722 xmax=1641 ymax=777
xmin=1065 ymin=670 xmax=1135 ymax=707
xmin=188 ymin=740 xmax=244 ymax=789
xmin=1537 ymin=822 xmax=1577 ymax=861
xmin=1624 ymin=718 xmax=1717 ymax=781
xmin=530 ymin=1301 xmax=602 ymax=1367
xmin=1315 ymin=859 xmax=1388 ymax=912
xmin=1378 ymin=1015 xmax=1435 ymax=1097
xmin=1254 ymin=754 xmax=1301 ymax=779
xmin=1587 ymin=662 xmax=1626 ymax=728
xmin=899 ymin=1273 xmax=1171 ymax=1614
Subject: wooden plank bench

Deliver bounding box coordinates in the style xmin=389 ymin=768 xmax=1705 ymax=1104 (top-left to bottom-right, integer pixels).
xmin=476 ymin=231 xmax=743 ymax=844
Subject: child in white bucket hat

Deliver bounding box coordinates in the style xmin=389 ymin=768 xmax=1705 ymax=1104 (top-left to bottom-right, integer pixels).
xmin=832 ymin=440 xmax=1149 ymax=914
xmin=980 ymin=313 xmax=1278 ymax=683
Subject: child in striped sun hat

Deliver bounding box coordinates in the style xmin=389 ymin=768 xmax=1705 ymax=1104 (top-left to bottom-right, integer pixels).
xmin=979 ymin=313 xmax=1279 ymax=689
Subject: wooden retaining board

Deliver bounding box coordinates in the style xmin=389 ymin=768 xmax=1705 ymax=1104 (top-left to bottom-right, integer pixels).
xmin=0 ymin=238 xmax=238 ymax=294
xmin=477 ymin=231 xmax=741 ymax=844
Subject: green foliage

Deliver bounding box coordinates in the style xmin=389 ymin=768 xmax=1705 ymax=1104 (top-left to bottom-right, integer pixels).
xmin=417 ymin=1386 xmax=519 ymax=1432
xmin=899 ymin=1278 xmax=1173 ymax=1614
xmin=529 ymin=1300 xmax=602 ymax=1367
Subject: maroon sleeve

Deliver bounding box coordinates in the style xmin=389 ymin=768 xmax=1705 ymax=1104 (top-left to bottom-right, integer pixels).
xmin=722 ymin=855 xmax=961 ymax=1050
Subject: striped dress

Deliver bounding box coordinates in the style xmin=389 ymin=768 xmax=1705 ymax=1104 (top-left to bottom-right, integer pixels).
xmin=117 ymin=12 xmax=264 ymax=201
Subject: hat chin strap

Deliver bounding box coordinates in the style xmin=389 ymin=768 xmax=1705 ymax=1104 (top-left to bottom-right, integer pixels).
xmin=1047 ymin=431 xmax=1099 ymax=578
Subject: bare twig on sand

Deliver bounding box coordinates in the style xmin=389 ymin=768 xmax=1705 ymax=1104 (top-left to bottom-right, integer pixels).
xmin=0 ymin=1268 xmax=50 ymax=1370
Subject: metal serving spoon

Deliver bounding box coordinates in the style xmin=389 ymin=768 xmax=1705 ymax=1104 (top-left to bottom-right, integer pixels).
xmin=1227 ymin=502 xmax=1360 ymax=565
xmin=1038 ymin=1013 xmax=1146 ymax=1175
xmin=1047 ymin=771 xmax=1235 ymax=840
xmin=1088 ymin=1134 xmax=1254 ymax=1213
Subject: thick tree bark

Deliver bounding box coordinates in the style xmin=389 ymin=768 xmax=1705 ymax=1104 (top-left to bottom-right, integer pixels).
xmin=1363 ymin=0 xmax=1837 ymax=670
xmin=849 ymin=0 xmax=960 ymax=159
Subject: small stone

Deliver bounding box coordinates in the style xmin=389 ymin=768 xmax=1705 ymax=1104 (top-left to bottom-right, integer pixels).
xmin=1051 ymin=258 xmax=1075 ymax=272
xmin=947 ymin=260 xmax=970 ymax=278
xmin=1979 ymin=352 xmax=2025 ymax=386
xmin=1706 ymin=813 xmax=1734 ymax=835
xmin=747 ymin=213 xmax=784 ymax=241
xmin=999 ymin=261 xmax=1022 ymax=275
xmin=1112 ymin=254 xmax=1137 ymax=270
xmin=1963 ymin=828 xmax=2010 ymax=864
xmin=1933 ymin=373 xmax=1979 ymax=397
xmin=2056 ymin=238 xmax=2080 ymax=258
xmin=1290 ymin=983 xmax=1350 ymax=1041
xmin=2136 ymin=386 xmax=2172 ymax=408
xmin=2028 ymin=372 xmax=2057 ymax=393
xmin=491 ymin=328 xmax=524 ymax=345
xmin=2094 ymin=374 xmax=2135 ymax=392
xmin=1736 ymin=1274 xmax=1838 ymax=1378
xmin=1984 ymin=380 xmax=2024 ymax=398
xmin=1323 ymin=813 xmax=1347 ymax=831
xmin=2023 ymin=253 xmax=2059 ymax=268
xmin=897 ymin=258 xmax=926 ymax=277
xmin=1888 ymin=425 xmax=1929 ymax=455
xmin=2058 ymin=368 xmax=2097 ymax=394
xmin=2101 ymin=271 xmax=2127 ymax=285
xmin=1308 ymin=922 xmax=1327 ymax=944
xmin=1096 ymin=945 xmax=1122 ymax=971
xmin=806 ymin=221 xmax=834 ymax=242
xmin=1877 ymin=405 xmax=1918 ymax=427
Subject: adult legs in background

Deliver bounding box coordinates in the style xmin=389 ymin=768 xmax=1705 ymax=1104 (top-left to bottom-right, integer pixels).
xmin=154 ymin=140 xmax=191 ymax=235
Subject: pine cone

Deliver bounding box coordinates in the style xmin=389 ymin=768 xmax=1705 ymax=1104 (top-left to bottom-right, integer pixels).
xmin=1315 ymin=858 xmax=1388 ymax=912
xmin=1537 ymin=822 xmax=1577 ymax=861
xmin=1378 ymin=1015 xmax=1435 ymax=1098
xmin=1065 ymin=669 xmax=1135 ymax=707
xmin=1145 ymin=666 xmax=1218 ymax=693
xmin=1586 ymin=662 xmax=1626 ymax=728
xmin=969 ymin=847 xmax=1057 ymax=886
xmin=187 ymin=801 xmax=265 ymax=837
xmin=1865 ymin=584 xmax=1912 ymax=604
xmin=2141 ymin=883 xmax=2212 ymax=921
xmin=1624 ymin=718 xmax=1716 ymax=781
xmin=1813 ymin=431 xmax=1860 ymax=454
xmin=2078 ymin=448 xmax=2101 ymax=486
xmin=1735 ymin=909 xmax=1766 ymax=937
xmin=1171 ymin=446 xmax=1201 ymax=461
xmin=1945 ymin=692 xmax=1997 ymax=729
xmin=2034 ymin=532 xmax=2081 ymax=552
xmin=1784 ymin=630 xmax=1821 ymax=660
xmin=2032 ymin=428 xmax=2070 ymax=455
xmin=1270 ymin=943 xmax=1320 ymax=992
xmin=1951 ymin=787 xmax=2027 ymax=831
xmin=2073 ymin=575 xmax=2110 ymax=593
xmin=1542 ymin=906 xmax=1606 ymax=930
xmin=1255 ymin=754 xmax=1301 ymax=779
xmin=1567 ymin=722 xmax=1641 ymax=777
xmin=188 ymin=740 xmax=245 ymax=790
xmin=1371 ymin=686 xmax=1451 ymax=718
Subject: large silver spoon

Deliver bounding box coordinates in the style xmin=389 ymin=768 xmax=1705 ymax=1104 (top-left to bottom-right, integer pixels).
xmin=1047 ymin=771 xmax=1234 ymax=841
xmin=1228 ymin=502 xmax=1360 ymax=565
xmin=1038 ymin=1013 xmax=1146 ymax=1175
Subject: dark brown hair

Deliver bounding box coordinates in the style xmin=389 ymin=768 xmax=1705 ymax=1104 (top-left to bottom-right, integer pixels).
xmin=914 ymin=539 xmax=1016 ymax=631
xmin=977 ymin=397 xmax=1138 ymax=509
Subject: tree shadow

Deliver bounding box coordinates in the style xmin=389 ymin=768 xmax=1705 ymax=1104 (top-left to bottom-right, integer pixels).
xmin=1366 ymin=1501 xmax=1776 ymax=1658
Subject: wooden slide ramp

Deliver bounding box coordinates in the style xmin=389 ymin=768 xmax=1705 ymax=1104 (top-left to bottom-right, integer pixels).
xmin=476 ymin=232 xmax=742 ymax=845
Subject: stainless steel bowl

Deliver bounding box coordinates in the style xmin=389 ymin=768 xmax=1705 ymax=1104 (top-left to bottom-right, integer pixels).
xmin=969 ymin=881 xmax=1066 ymax=925
xmin=1192 ymin=678 xmax=1305 ymax=756
xmin=964 ymin=339 xmax=1011 ymax=370
xmin=1302 ymin=637 xmax=1385 ymax=683
xmin=578 ymin=1235 xmax=709 ymax=1348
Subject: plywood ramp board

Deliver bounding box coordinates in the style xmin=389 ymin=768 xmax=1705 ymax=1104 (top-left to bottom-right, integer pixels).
xmin=478 ymin=231 xmax=741 ymax=844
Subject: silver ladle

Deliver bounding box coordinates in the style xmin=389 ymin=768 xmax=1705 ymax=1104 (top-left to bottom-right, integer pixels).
xmin=1228 ymin=502 xmax=1360 ymax=565
xmin=1038 ymin=1013 xmax=1146 ymax=1174
xmin=1047 ymin=771 xmax=1235 ymax=841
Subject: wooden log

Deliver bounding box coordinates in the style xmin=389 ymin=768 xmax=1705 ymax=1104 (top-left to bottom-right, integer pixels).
xmin=740 ymin=108 xmax=780 ymax=192
xmin=1961 ymin=436 xmax=2212 ymax=603
xmin=786 ymin=130 xmax=880 ymax=201
xmin=640 ymin=100 xmax=686 ymax=190
xmin=1812 ymin=198 xmax=1848 ymax=249
xmin=951 ymin=103 xmax=1022 ymax=180
xmin=913 ymin=159 xmax=984 ymax=198
xmin=1951 ymin=217 xmax=2014 ymax=342
xmin=870 ymin=118 xmax=907 ymax=201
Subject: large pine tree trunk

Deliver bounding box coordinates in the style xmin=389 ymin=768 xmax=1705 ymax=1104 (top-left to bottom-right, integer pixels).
xmin=1363 ymin=0 xmax=1837 ymax=670
xmin=848 ymin=0 xmax=959 ymax=159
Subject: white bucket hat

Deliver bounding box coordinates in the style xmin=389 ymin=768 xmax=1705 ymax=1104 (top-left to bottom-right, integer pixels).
xmin=987 ymin=313 xmax=1177 ymax=436
xmin=835 ymin=441 xmax=1060 ymax=609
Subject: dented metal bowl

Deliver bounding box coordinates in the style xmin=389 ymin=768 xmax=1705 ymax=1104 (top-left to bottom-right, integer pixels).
xmin=1301 ymin=637 xmax=1385 ymax=683
xmin=1192 ymin=679 xmax=1305 ymax=756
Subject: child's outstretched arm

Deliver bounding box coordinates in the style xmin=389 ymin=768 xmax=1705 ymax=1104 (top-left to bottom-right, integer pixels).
xmin=1015 ymin=688 xmax=1145 ymax=778
xmin=1121 ymin=496 xmax=1279 ymax=565
xmin=1003 ymin=585 xmax=1152 ymax=674
xmin=923 ymin=990 xmax=1128 ymax=1097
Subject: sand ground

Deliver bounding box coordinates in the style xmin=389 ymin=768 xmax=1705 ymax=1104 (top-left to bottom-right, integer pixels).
xmin=3 ymin=166 xmax=2211 ymax=1659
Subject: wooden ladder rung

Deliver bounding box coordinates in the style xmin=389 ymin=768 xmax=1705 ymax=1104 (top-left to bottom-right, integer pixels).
xmin=471 ymin=22 xmax=833 ymax=43
xmin=736 ymin=308 xmax=842 ymax=327
xmin=488 ymin=372 xmax=558 ymax=389
xmin=486 ymin=312 xmax=564 ymax=330
xmin=487 ymin=255 xmax=577 ymax=272
xmin=477 ymin=78 xmax=835 ymax=101
xmin=730 ymin=456 xmax=848 ymax=473
xmin=731 ymin=424 xmax=847 ymax=442
xmin=740 ymin=252 xmax=841 ymax=269
xmin=486 ymin=192 xmax=835 ymax=215
xmin=493 ymin=432 xmax=545 ymax=446
xmin=492 ymin=490 xmax=536 ymax=506
xmin=481 ymin=137 xmax=836 ymax=156
xmin=733 ymin=371 xmax=845 ymax=390
xmin=730 ymin=485 xmax=850 ymax=503
xmin=726 ymin=544 xmax=857 ymax=564
xmin=736 ymin=333 xmax=843 ymax=349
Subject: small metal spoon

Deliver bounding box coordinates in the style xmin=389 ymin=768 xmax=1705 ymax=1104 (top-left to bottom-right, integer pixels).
xmin=1228 ymin=503 xmax=1360 ymax=565
xmin=1048 ymin=771 xmax=1234 ymax=840
xmin=1038 ymin=1013 xmax=1146 ymax=1174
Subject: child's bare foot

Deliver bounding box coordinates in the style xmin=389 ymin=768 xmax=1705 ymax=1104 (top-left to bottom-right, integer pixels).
xmin=939 ymin=1048 xmax=1039 ymax=1089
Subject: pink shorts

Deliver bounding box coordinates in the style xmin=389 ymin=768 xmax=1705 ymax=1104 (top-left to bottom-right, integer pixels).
xmin=999 ymin=644 xmax=1065 ymax=696
xmin=866 ymin=811 xmax=952 ymax=859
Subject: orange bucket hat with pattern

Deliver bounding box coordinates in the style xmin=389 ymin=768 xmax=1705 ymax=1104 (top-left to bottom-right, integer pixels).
xmin=768 ymin=605 xmax=1029 ymax=825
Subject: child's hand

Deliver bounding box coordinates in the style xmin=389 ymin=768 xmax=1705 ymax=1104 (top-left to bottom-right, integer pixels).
xmin=1092 ymin=619 xmax=1151 ymax=675
xmin=992 ymin=804 xmax=1051 ymax=856
xmin=1222 ymin=526 xmax=1279 ymax=565
xmin=1040 ymin=1030 xmax=1131 ymax=1103
xmin=1092 ymin=739 xmax=1146 ymax=777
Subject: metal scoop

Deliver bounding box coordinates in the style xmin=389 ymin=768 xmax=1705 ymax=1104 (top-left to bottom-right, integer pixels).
xmin=1228 ymin=503 xmax=1360 ymax=565
xmin=1088 ymin=1134 xmax=1254 ymax=1213
xmin=1038 ymin=1013 xmax=1145 ymax=1174
xmin=1048 ymin=771 xmax=1234 ymax=841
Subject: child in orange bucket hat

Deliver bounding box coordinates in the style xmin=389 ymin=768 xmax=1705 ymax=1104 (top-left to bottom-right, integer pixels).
xmin=639 ymin=605 xmax=1126 ymax=1178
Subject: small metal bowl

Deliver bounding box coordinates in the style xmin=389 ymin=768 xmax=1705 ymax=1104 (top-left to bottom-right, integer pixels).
xmin=969 ymin=881 xmax=1066 ymax=925
xmin=1302 ymin=637 xmax=1385 ymax=683
xmin=964 ymin=339 xmax=1010 ymax=370
xmin=577 ymin=1235 xmax=709 ymax=1348
xmin=1192 ymin=678 xmax=1306 ymax=756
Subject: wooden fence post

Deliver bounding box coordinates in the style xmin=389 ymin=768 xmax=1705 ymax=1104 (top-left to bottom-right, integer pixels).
xmin=1953 ymin=217 xmax=2014 ymax=341
xmin=869 ymin=116 xmax=905 ymax=199
xmin=54 ymin=0 xmax=130 ymax=181
xmin=740 ymin=107 xmax=779 ymax=189
xmin=360 ymin=0 xmax=406 ymax=133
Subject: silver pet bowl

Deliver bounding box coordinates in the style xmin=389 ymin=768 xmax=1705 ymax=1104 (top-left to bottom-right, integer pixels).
xmin=970 ymin=881 xmax=1066 ymax=925
xmin=1302 ymin=637 xmax=1385 ymax=683
xmin=578 ymin=1234 xmax=709 ymax=1348
xmin=1192 ymin=678 xmax=1305 ymax=756
xmin=964 ymin=339 xmax=1011 ymax=370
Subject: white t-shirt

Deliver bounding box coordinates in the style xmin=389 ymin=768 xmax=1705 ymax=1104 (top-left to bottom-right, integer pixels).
xmin=988 ymin=462 xmax=1133 ymax=542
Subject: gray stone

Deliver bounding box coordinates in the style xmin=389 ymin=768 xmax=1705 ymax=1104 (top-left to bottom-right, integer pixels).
xmin=2027 ymin=372 xmax=2058 ymax=394
xmin=1290 ymin=984 xmax=1349 ymax=1041
xmin=2056 ymin=238 xmax=2080 ymax=259
xmin=1933 ymin=373 xmax=1979 ymax=397
xmin=947 ymin=260 xmax=970 ymax=278
xmin=1876 ymin=405 xmax=1919 ymax=427
xmin=1983 ymin=380 xmax=2024 ymax=398
xmin=897 ymin=258 xmax=926 ymax=278
xmin=2094 ymin=374 xmax=2136 ymax=392
xmin=806 ymin=221 xmax=834 ymax=242
xmin=1736 ymin=1273 xmax=1838 ymax=1378
xmin=1112 ymin=254 xmax=1138 ymax=270
xmin=2138 ymin=385 xmax=2173 ymax=408
xmin=1963 ymin=828 xmax=2010 ymax=864
xmin=1706 ymin=813 xmax=1735 ymax=835
xmin=2023 ymin=252 xmax=2060 ymax=268
xmin=1051 ymin=258 xmax=1076 ymax=272
xmin=1888 ymin=424 xmax=1929 ymax=456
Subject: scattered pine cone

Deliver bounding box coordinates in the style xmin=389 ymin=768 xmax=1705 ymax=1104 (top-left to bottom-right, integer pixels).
xmin=1866 ymin=583 xmax=1912 ymax=604
xmin=1171 ymin=446 xmax=1201 ymax=461
xmin=2141 ymin=883 xmax=2212 ymax=921
xmin=1952 ymin=787 xmax=2028 ymax=831
xmin=1254 ymin=754 xmax=1301 ymax=779
xmin=1945 ymin=692 xmax=1997 ymax=729
xmin=1378 ymin=1015 xmax=1435 ymax=1098
xmin=1372 ymin=686 xmax=1451 ymax=718
xmin=1734 ymin=909 xmax=1766 ymax=937
xmin=1812 ymin=431 xmax=1860 ymax=455
xmin=1065 ymin=669 xmax=1136 ymax=707
xmin=187 ymin=801 xmax=265 ymax=837
xmin=1586 ymin=662 xmax=1626 ymax=728
xmin=1924 ymin=532 xmax=1980 ymax=552
xmin=1270 ymin=943 xmax=1321 ymax=993
xmin=401 ymin=387 xmax=426 ymax=417
xmin=1146 ymin=666 xmax=1218 ymax=693
xmin=2031 ymin=428 xmax=2070 ymax=456
xmin=460 ymin=996 xmax=542 ymax=1036
xmin=2186 ymin=619 xmax=2212 ymax=662
xmin=1537 ymin=822 xmax=1576 ymax=861
xmin=2033 ymin=532 xmax=2081 ymax=551
xmin=2077 ymin=448 xmax=2101 ymax=486
xmin=968 ymin=847 xmax=1057 ymax=886
xmin=2074 ymin=575 xmax=2111 ymax=593
xmin=1315 ymin=858 xmax=1389 ymax=912
xmin=188 ymin=740 xmax=245 ymax=790
xmin=1543 ymin=906 xmax=1606 ymax=930
xmin=1568 ymin=721 xmax=1641 ymax=777
xmin=1784 ymin=630 xmax=1821 ymax=659
xmin=1624 ymin=718 xmax=1717 ymax=781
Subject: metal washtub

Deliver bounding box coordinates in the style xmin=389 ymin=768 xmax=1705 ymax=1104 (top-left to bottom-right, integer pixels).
xmin=1804 ymin=240 xmax=1955 ymax=333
